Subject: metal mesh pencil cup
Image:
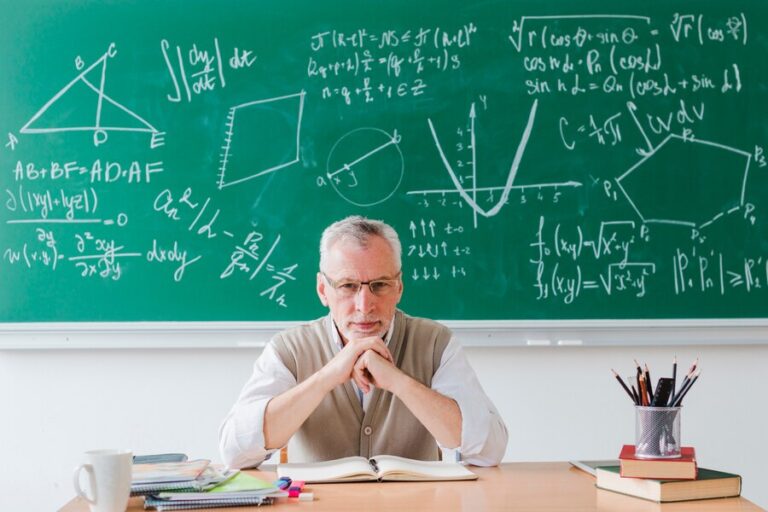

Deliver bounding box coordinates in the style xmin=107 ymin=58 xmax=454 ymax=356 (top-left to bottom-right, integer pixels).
xmin=634 ymin=406 xmax=681 ymax=459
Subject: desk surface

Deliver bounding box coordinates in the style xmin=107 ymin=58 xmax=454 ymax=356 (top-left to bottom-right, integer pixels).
xmin=59 ymin=462 xmax=763 ymax=512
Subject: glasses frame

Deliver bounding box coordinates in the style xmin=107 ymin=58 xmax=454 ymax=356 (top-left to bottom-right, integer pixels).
xmin=321 ymin=271 xmax=402 ymax=298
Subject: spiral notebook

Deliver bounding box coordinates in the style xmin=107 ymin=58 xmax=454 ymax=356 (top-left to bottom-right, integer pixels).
xmin=144 ymin=496 xmax=273 ymax=511
xmin=131 ymin=466 xmax=237 ymax=496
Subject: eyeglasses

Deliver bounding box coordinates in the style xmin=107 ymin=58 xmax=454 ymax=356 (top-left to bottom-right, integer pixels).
xmin=322 ymin=272 xmax=401 ymax=298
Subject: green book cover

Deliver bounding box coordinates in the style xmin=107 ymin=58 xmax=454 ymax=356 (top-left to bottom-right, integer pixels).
xmin=208 ymin=472 xmax=274 ymax=493
xmin=599 ymin=465 xmax=739 ymax=482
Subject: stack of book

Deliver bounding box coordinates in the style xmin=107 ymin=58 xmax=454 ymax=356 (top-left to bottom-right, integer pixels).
xmin=132 ymin=459 xmax=286 ymax=510
xmin=593 ymin=444 xmax=742 ymax=503
xmin=131 ymin=459 xmax=230 ymax=496
xmin=144 ymin=473 xmax=287 ymax=511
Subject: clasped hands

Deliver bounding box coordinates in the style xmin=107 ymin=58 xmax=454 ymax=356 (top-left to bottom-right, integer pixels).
xmin=322 ymin=335 xmax=402 ymax=394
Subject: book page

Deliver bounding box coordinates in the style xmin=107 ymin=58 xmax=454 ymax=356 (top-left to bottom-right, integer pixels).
xmin=132 ymin=459 xmax=210 ymax=484
xmin=277 ymin=456 xmax=377 ymax=482
xmin=372 ymin=455 xmax=478 ymax=481
xmin=569 ymin=460 xmax=619 ymax=476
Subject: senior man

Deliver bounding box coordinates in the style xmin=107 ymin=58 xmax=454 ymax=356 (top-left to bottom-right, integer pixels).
xmin=219 ymin=216 xmax=507 ymax=468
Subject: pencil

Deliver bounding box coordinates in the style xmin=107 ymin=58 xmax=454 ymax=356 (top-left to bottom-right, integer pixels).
xmin=644 ymin=363 xmax=654 ymax=403
xmin=638 ymin=373 xmax=648 ymax=406
xmin=612 ymin=369 xmax=636 ymax=404
xmin=629 ymin=381 xmax=639 ymax=405
xmin=676 ymin=357 xmax=698 ymax=397
xmin=669 ymin=355 xmax=677 ymax=405
xmin=672 ymin=370 xmax=701 ymax=407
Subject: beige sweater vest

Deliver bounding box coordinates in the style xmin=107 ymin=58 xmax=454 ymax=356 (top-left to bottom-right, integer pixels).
xmin=271 ymin=309 xmax=451 ymax=462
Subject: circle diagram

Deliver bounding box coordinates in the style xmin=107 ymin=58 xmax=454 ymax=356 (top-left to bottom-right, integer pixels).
xmin=326 ymin=127 xmax=404 ymax=207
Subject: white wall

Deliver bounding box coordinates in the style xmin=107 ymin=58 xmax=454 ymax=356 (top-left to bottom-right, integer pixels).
xmin=1 ymin=343 xmax=766 ymax=510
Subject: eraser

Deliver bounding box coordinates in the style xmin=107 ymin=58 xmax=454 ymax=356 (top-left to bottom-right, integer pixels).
xmin=298 ymin=492 xmax=314 ymax=501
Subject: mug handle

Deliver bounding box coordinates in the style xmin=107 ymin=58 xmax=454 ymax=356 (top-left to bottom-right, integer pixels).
xmin=73 ymin=463 xmax=96 ymax=504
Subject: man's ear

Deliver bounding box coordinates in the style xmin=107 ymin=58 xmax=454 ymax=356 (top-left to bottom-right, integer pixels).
xmin=316 ymin=272 xmax=329 ymax=307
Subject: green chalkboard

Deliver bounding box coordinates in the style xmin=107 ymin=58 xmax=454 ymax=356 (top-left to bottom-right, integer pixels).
xmin=1 ymin=0 xmax=767 ymax=324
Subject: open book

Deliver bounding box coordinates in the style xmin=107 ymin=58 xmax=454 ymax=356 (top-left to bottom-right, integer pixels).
xmin=277 ymin=455 xmax=478 ymax=483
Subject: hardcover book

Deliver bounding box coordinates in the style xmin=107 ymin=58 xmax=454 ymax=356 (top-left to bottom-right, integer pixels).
xmin=596 ymin=466 xmax=741 ymax=503
xmin=619 ymin=444 xmax=697 ymax=479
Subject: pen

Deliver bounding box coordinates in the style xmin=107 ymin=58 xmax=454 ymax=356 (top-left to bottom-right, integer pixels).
xmin=612 ymin=369 xmax=636 ymax=404
xmin=672 ymin=369 xmax=700 ymax=407
xmin=634 ymin=359 xmax=643 ymax=403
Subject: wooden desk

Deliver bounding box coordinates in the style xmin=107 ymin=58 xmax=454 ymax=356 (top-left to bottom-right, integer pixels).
xmin=59 ymin=462 xmax=763 ymax=512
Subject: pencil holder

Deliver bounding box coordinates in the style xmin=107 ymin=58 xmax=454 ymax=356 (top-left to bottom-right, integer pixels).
xmin=634 ymin=406 xmax=681 ymax=459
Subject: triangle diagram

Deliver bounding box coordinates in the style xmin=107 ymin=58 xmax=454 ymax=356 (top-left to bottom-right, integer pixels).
xmin=21 ymin=53 xmax=155 ymax=134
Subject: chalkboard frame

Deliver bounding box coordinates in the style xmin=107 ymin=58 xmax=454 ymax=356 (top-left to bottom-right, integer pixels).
xmin=1 ymin=319 xmax=766 ymax=349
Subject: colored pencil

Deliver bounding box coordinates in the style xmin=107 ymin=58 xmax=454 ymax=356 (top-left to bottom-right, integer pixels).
xmin=644 ymin=363 xmax=654 ymax=403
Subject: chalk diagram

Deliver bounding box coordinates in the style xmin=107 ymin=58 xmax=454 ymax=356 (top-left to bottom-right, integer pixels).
xmin=325 ymin=127 xmax=404 ymax=207
xmin=217 ymin=91 xmax=305 ymax=190
xmin=412 ymin=99 xmax=582 ymax=228
xmin=19 ymin=44 xmax=161 ymax=147
xmin=615 ymin=133 xmax=753 ymax=229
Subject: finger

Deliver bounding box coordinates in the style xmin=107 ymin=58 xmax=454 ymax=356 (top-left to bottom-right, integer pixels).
xmin=353 ymin=358 xmax=371 ymax=392
xmin=361 ymin=338 xmax=393 ymax=362
xmin=354 ymin=370 xmax=370 ymax=393
xmin=350 ymin=335 xmax=391 ymax=354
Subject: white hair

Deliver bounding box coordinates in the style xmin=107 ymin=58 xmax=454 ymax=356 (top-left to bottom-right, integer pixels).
xmin=319 ymin=216 xmax=402 ymax=272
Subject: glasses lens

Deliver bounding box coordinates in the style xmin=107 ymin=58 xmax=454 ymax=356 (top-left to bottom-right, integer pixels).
xmin=369 ymin=280 xmax=394 ymax=296
xmin=325 ymin=273 xmax=399 ymax=298
xmin=336 ymin=281 xmax=361 ymax=297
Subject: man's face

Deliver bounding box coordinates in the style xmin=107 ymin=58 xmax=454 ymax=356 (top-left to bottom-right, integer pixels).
xmin=317 ymin=235 xmax=403 ymax=343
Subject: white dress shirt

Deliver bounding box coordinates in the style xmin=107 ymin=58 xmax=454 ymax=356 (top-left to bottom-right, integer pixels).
xmin=219 ymin=314 xmax=508 ymax=469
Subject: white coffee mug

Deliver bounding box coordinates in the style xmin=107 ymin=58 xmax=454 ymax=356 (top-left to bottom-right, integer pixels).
xmin=73 ymin=449 xmax=132 ymax=512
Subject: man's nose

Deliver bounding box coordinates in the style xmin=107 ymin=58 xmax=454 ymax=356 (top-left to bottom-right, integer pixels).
xmin=354 ymin=284 xmax=376 ymax=312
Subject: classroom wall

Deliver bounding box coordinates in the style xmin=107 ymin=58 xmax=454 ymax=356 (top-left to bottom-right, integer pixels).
xmin=1 ymin=343 xmax=766 ymax=510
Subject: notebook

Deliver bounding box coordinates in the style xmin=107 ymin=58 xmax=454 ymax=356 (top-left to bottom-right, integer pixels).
xmin=131 ymin=466 xmax=237 ymax=496
xmin=132 ymin=459 xmax=210 ymax=485
xmin=144 ymin=496 xmax=273 ymax=510
xmin=278 ymin=454 xmax=478 ymax=483
xmin=145 ymin=474 xmax=285 ymax=511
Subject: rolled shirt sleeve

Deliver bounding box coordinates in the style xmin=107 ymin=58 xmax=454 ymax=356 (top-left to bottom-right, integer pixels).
xmin=218 ymin=342 xmax=296 ymax=469
xmin=220 ymin=323 xmax=507 ymax=468
xmin=431 ymin=338 xmax=508 ymax=466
